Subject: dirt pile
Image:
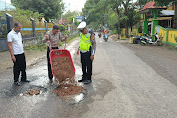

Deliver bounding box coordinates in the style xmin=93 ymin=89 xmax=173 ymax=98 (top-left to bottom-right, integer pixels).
xmin=23 ymin=89 xmax=40 ymax=96
xmin=52 ymin=57 xmax=75 ymax=83
xmin=51 ymin=57 xmax=83 ymax=97
xmin=53 ymin=84 xmax=83 ymax=96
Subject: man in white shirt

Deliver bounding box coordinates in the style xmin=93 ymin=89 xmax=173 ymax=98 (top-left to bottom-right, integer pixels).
xmin=7 ymin=22 xmax=30 ymax=86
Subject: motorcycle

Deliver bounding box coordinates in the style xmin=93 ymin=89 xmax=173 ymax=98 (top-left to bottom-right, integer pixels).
xmin=103 ymin=33 xmax=108 ymax=42
xmin=98 ymin=32 xmax=102 ymax=38
xmin=140 ymin=34 xmax=162 ymax=46
xmin=133 ymin=36 xmax=142 ymax=44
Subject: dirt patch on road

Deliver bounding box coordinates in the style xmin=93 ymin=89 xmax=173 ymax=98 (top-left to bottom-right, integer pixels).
xmin=51 ymin=57 xmax=83 ymax=97
xmin=53 ymin=84 xmax=83 ymax=97
xmin=24 ymin=89 xmax=41 ymax=96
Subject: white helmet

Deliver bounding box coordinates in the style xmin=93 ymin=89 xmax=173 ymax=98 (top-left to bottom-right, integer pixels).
xmin=77 ymin=21 xmax=86 ymax=30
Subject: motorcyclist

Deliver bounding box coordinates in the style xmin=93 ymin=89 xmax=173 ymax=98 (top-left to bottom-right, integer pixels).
xmin=98 ymin=30 xmax=102 ymax=38
xmin=103 ymin=29 xmax=109 ymax=39
xmin=104 ymin=29 xmax=108 ymax=35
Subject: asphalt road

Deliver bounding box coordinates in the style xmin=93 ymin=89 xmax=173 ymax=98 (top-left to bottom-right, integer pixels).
xmin=1 ymin=33 xmax=177 ymax=118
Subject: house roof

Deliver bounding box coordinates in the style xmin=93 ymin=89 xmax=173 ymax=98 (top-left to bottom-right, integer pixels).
xmin=138 ymin=1 xmax=166 ymax=13
xmin=160 ymin=10 xmax=174 ymax=16
xmin=57 ymin=19 xmax=71 ymax=24
xmin=0 ymin=0 xmax=15 ymax=11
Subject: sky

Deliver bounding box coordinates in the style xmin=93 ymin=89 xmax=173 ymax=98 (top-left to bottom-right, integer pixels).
xmin=3 ymin=0 xmax=87 ymax=12
xmin=3 ymin=0 xmax=138 ymax=12
xmin=2 ymin=0 xmax=11 ymax=3
xmin=63 ymin=0 xmax=86 ymax=12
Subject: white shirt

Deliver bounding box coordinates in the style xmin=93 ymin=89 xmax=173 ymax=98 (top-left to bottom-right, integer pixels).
xmin=7 ymin=29 xmax=24 ymax=55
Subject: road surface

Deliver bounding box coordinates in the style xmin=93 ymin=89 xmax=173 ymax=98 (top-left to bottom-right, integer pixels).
xmin=1 ymin=33 xmax=177 ymax=118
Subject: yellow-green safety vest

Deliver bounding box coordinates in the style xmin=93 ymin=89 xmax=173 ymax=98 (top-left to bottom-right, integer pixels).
xmin=80 ymin=34 xmax=92 ymax=51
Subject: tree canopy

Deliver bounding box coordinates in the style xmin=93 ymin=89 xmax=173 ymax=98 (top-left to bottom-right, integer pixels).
xmin=11 ymin=0 xmax=64 ymax=22
xmin=155 ymin=0 xmax=174 ymax=6
xmin=62 ymin=11 xmax=80 ymax=26
xmin=82 ymin=0 xmax=141 ymax=38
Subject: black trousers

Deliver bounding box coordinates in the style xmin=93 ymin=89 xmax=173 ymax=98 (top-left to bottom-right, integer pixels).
xmin=47 ymin=47 xmax=58 ymax=80
xmin=80 ymin=51 xmax=93 ymax=80
xmin=13 ymin=53 xmax=26 ymax=82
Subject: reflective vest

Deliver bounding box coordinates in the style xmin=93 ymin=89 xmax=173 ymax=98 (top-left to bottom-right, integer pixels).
xmin=80 ymin=34 xmax=92 ymax=51
xmin=104 ymin=31 xmax=108 ymax=33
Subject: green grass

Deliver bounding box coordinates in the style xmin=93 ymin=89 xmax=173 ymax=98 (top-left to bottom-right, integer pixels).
xmin=111 ymin=30 xmax=118 ymax=35
xmin=24 ymin=44 xmax=47 ymax=51
xmin=25 ymin=33 xmax=79 ymax=51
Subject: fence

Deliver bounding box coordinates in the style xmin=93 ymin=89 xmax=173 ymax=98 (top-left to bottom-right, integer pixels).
xmin=120 ymin=26 xmax=177 ymax=46
xmin=0 ymin=14 xmax=7 ymax=38
xmin=120 ymin=28 xmax=138 ymax=40
xmin=0 ymin=13 xmax=78 ymax=51
xmin=155 ymin=25 xmax=177 ymax=46
xmin=0 ymin=14 xmax=8 ymax=51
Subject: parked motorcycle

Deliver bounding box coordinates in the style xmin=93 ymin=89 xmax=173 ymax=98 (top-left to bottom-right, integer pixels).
xmin=103 ymin=33 xmax=108 ymax=42
xmin=140 ymin=34 xmax=162 ymax=46
xmin=98 ymin=32 xmax=102 ymax=38
xmin=133 ymin=36 xmax=142 ymax=44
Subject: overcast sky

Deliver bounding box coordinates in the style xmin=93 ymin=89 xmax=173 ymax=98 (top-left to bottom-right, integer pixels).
xmin=4 ymin=0 xmax=137 ymax=12
xmin=63 ymin=0 xmax=86 ymax=12
xmin=2 ymin=0 xmax=11 ymax=3
xmin=3 ymin=0 xmax=86 ymax=12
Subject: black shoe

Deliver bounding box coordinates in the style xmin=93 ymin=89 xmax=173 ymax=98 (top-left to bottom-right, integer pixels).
xmin=78 ymin=77 xmax=86 ymax=82
xmin=49 ymin=79 xmax=53 ymax=83
xmin=84 ymin=80 xmax=92 ymax=84
xmin=78 ymin=79 xmax=84 ymax=82
xmin=14 ymin=81 xmax=20 ymax=86
xmin=21 ymin=80 xmax=30 ymax=83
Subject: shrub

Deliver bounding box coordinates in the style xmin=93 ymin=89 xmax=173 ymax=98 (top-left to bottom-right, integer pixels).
xmin=58 ymin=25 xmax=65 ymax=32
xmin=175 ymin=36 xmax=177 ymax=42
xmin=65 ymin=30 xmax=70 ymax=35
xmin=111 ymin=30 xmax=118 ymax=34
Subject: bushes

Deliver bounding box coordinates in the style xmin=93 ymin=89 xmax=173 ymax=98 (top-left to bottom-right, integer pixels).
xmin=175 ymin=36 xmax=177 ymax=43
xmin=65 ymin=30 xmax=70 ymax=36
xmin=111 ymin=30 xmax=117 ymax=35
xmin=137 ymin=23 xmax=142 ymax=33
xmin=58 ymin=25 xmax=65 ymax=32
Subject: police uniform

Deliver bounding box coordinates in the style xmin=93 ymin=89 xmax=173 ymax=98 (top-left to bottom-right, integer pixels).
xmin=77 ymin=22 xmax=96 ymax=84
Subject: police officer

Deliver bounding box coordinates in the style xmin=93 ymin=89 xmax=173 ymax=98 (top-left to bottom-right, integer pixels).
xmin=77 ymin=21 xmax=96 ymax=84
xmin=43 ymin=25 xmax=68 ymax=83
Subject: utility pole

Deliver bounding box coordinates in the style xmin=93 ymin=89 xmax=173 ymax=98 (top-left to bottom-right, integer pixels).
xmin=5 ymin=0 xmax=7 ymax=13
xmin=61 ymin=7 xmax=62 ymax=24
xmin=60 ymin=0 xmax=63 ymax=24
xmin=68 ymin=0 xmax=71 ymax=11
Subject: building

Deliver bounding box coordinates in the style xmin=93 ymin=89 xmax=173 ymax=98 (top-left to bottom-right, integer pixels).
xmin=0 ymin=0 xmax=15 ymax=11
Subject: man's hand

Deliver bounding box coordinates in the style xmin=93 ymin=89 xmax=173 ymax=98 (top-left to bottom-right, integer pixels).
xmin=91 ymin=34 xmax=95 ymax=40
xmin=11 ymin=55 xmax=16 ymax=62
xmin=45 ymin=34 xmax=49 ymax=39
xmin=90 ymin=55 xmax=94 ymax=61
xmin=77 ymin=49 xmax=80 ymax=55
xmin=65 ymin=35 xmax=68 ymax=39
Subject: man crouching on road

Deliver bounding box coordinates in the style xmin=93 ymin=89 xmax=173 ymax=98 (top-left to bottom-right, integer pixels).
xmin=77 ymin=21 xmax=96 ymax=84
xmin=43 ymin=25 xmax=68 ymax=83
xmin=7 ymin=22 xmax=30 ymax=86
